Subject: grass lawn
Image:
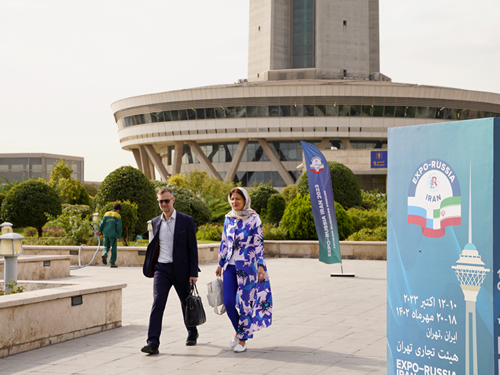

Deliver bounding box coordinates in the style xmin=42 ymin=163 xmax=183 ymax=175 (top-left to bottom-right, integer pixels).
xmin=119 ymin=239 xmax=219 ymax=246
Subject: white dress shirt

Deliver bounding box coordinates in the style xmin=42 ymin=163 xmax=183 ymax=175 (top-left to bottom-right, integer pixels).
xmin=157 ymin=209 xmax=176 ymax=263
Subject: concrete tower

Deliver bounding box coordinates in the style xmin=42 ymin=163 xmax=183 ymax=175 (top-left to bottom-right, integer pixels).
xmin=248 ymin=0 xmax=388 ymax=82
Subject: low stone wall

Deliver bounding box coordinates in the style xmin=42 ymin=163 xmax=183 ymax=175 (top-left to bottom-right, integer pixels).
xmin=22 ymin=241 xmax=386 ymax=267
xmin=0 ymin=281 xmax=126 ymax=357
xmin=0 ymin=255 xmax=70 ymax=280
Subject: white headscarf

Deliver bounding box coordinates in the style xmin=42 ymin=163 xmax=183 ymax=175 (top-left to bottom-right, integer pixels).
xmin=225 ymin=187 xmax=257 ymax=220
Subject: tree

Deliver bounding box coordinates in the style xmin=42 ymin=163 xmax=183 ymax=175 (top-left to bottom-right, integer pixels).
xmin=84 ymin=184 xmax=98 ymax=197
xmin=95 ymin=166 xmax=157 ymax=236
xmin=168 ymin=169 xmax=236 ymax=204
xmin=49 ymin=160 xmax=92 ymax=206
xmin=266 ymin=194 xmax=286 ymax=224
xmin=249 ymin=183 xmax=280 ymax=217
xmin=168 ymin=185 xmax=212 ymax=227
xmin=281 ymin=184 xmax=298 ymax=205
xmin=99 ymin=201 xmax=138 ymax=246
xmin=281 ymin=193 xmax=354 ymax=240
xmin=297 ymin=161 xmax=362 ymax=209
xmin=1 ymin=180 xmax=62 ymax=237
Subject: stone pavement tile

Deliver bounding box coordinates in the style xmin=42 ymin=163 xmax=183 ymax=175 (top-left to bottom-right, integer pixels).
xmin=78 ymin=365 xmax=130 ymax=375
xmin=0 ymin=363 xmax=55 ymax=375
xmin=27 ymin=363 xmax=96 ymax=373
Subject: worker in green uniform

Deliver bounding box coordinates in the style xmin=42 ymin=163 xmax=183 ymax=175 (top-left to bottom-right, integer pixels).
xmin=96 ymin=203 xmax=122 ymax=268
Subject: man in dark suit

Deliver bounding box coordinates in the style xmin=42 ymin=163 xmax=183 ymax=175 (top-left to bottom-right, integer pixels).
xmin=141 ymin=187 xmax=199 ymax=355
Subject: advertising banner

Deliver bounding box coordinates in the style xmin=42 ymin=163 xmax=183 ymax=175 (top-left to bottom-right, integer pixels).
xmin=387 ymin=118 xmax=500 ymax=375
xmin=301 ymin=141 xmax=341 ymax=264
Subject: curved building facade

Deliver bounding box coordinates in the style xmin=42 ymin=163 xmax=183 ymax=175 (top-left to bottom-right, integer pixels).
xmin=110 ymin=1 xmax=500 ymax=192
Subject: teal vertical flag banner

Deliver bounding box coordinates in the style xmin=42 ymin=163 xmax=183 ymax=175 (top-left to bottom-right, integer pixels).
xmin=301 ymin=141 xmax=342 ymax=264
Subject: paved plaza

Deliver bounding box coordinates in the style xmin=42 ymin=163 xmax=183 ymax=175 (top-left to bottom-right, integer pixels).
xmin=0 ymin=258 xmax=387 ymax=374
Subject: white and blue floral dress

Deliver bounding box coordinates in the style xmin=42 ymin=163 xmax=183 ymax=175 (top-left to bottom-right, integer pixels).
xmin=218 ymin=213 xmax=273 ymax=340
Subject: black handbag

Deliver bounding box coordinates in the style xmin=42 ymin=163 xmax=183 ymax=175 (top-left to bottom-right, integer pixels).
xmin=184 ymin=282 xmax=207 ymax=327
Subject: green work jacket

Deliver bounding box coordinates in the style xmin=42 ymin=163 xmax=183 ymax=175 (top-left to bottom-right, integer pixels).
xmin=98 ymin=210 xmax=122 ymax=239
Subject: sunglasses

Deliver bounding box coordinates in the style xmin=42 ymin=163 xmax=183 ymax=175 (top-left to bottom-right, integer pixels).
xmin=157 ymin=199 xmax=172 ymax=204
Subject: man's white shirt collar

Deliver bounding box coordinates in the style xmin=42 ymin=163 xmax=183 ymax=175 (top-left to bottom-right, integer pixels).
xmin=161 ymin=209 xmax=177 ymax=223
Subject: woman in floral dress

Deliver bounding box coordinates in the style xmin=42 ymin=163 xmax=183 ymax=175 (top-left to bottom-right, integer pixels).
xmin=215 ymin=187 xmax=273 ymax=353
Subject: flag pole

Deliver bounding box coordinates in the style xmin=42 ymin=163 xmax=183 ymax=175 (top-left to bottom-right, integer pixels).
xmin=330 ymin=259 xmax=355 ymax=277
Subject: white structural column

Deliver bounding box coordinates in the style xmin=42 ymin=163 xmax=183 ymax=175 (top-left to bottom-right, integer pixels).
xmin=187 ymin=141 xmax=222 ymax=180
xmin=339 ymin=138 xmax=353 ymax=149
xmin=225 ymin=139 xmax=249 ymax=182
xmin=172 ymin=141 xmax=183 ymax=175
xmin=257 ymin=139 xmax=295 ymax=186
xmin=139 ymin=145 xmax=152 ymax=179
xmin=144 ymin=145 xmax=170 ymax=181
xmin=132 ymin=149 xmax=142 ymax=171
xmin=318 ymin=138 xmax=330 ymax=149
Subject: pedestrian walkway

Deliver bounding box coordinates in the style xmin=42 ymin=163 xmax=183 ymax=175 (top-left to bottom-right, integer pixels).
xmin=0 ymin=258 xmax=386 ymax=375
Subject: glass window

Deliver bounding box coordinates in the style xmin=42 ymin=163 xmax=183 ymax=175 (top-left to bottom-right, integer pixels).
xmin=373 ymin=106 xmax=384 ymax=117
xmin=303 ymin=105 xmax=314 ymax=117
xmin=30 ymin=158 xmax=42 ymax=171
xmin=215 ymin=107 xmax=225 ymax=119
xmin=246 ymin=106 xmax=258 ymax=117
xmin=280 ymin=105 xmax=292 ymax=117
xmin=258 ymin=106 xmax=269 ymax=117
xmin=292 ymin=0 xmax=314 ymax=68
xmin=269 ymin=106 xmax=280 ymax=117
xmin=179 ymin=110 xmax=188 ymax=121
xmin=292 ymin=104 xmax=303 ymax=117
xmin=171 ymin=110 xmax=179 ymax=121
xmin=206 ymin=108 xmax=215 ymax=119
xmin=196 ymin=108 xmax=205 ymax=119
xmin=415 ymin=107 xmax=427 ymax=118
xmin=395 ymin=106 xmax=405 ymax=118
xmin=338 ymin=105 xmax=350 ymax=117
xmin=225 ymin=107 xmax=235 ymax=118
xmin=144 ymin=114 xmax=152 ymax=123
xmin=426 ymin=107 xmax=437 ymax=119
xmin=235 ymin=106 xmax=246 ymax=118
xmin=361 ymin=105 xmax=373 ymax=117
xmin=314 ymin=105 xmax=326 ymax=116
xmin=187 ymin=109 xmax=196 ymax=120
xmin=150 ymin=113 xmax=158 ymax=123
xmin=384 ymin=106 xmax=395 ymax=117
xmin=405 ymin=107 xmax=416 ymax=118
xmin=157 ymin=111 xmax=165 ymax=122
xmin=350 ymin=105 xmax=361 ymax=117
xmin=326 ymin=105 xmax=338 ymax=116
xmin=135 ymin=114 xmax=144 ymax=125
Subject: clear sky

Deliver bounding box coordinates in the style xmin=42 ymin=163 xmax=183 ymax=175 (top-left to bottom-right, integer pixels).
xmin=2 ymin=0 xmax=499 ymax=182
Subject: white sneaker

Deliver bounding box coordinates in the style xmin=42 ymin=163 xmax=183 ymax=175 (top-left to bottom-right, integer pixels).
xmin=233 ymin=342 xmax=247 ymax=353
xmin=230 ymin=336 xmax=238 ymax=348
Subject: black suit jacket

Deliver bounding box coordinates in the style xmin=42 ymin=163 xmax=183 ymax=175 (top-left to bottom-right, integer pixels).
xmin=143 ymin=211 xmax=199 ymax=281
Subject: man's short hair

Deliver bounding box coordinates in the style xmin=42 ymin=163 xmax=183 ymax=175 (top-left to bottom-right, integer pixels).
xmin=113 ymin=203 xmax=122 ymax=211
xmin=158 ymin=187 xmax=174 ymax=197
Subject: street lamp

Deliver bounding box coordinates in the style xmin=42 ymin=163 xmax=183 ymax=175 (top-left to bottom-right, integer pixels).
xmin=0 ymin=222 xmax=24 ymax=294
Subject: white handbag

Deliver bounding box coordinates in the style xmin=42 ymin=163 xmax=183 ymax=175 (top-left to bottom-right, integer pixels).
xmin=206 ymin=277 xmax=226 ymax=315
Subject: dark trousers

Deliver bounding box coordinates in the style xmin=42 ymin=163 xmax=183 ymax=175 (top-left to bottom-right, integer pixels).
xmin=147 ymin=262 xmax=197 ymax=346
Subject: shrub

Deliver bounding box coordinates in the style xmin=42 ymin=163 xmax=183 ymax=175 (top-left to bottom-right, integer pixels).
xmin=297 ymin=161 xmax=362 ymax=209
xmin=347 ymin=208 xmax=387 ymax=232
xmin=249 ymin=183 xmax=280 ymax=217
xmin=25 ymin=227 xmax=65 ymax=237
xmin=0 ymin=192 xmax=5 ymax=222
xmin=360 ymin=189 xmax=387 ymax=211
xmin=281 ymin=194 xmax=355 ymax=240
xmin=196 ymin=223 xmax=223 ymax=241
xmin=95 ymin=166 xmax=157 ymax=236
xmin=62 ymin=204 xmax=92 ymax=219
xmin=209 ymin=198 xmax=232 ymax=225
xmin=281 ymin=185 xmax=298 ymax=205
xmin=266 ymin=194 xmax=286 ymax=224
xmin=347 ymin=227 xmax=387 ymax=241
xmin=99 ymin=201 xmax=138 ymax=246
xmin=1 ymin=180 xmax=62 ymax=237
xmin=262 ymin=223 xmax=288 ymax=240
xmin=162 ymin=185 xmax=212 ymax=228
xmin=46 ymin=212 xmax=94 ymax=246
